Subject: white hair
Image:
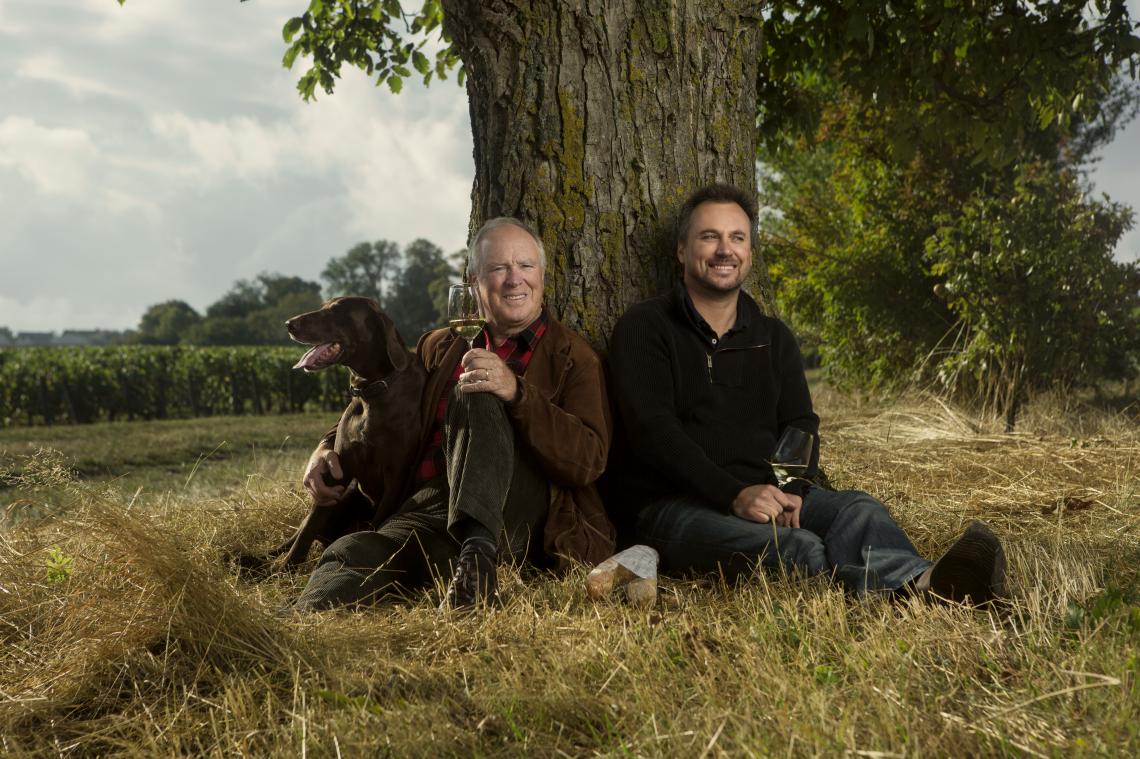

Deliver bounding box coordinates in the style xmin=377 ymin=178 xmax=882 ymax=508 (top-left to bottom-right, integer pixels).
xmin=467 ymin=217 xmax=547 ymax=275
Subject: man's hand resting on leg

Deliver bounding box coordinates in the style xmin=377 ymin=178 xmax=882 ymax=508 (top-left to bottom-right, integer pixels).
xmin=732 ymin=484 xmax=802 ymax=528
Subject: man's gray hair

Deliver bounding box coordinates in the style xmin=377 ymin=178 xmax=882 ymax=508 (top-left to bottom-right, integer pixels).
xmin=467 ymin=217 xmax=547 ymax=275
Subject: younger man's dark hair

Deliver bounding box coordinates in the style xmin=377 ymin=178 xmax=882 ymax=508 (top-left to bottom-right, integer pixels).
xmin=676 ymin=183 xmax=759 ymax=243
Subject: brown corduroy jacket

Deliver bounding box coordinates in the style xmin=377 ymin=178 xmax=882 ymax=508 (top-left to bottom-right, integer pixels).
xmin=407 ymin=318 xmax=616 ymax=570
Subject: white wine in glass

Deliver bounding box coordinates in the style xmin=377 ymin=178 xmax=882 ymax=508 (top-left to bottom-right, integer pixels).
xmin=448 ymin=283 xmax=483 ymax=348
xmin=769 ymin=427 xmax=814 ymax=486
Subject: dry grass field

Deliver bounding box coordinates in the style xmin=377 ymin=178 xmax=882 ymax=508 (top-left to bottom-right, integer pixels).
xmin=1 ymin=389 xmax=1137 ymax=757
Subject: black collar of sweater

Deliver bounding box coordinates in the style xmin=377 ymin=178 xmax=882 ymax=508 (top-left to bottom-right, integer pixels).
xmin=669 ymin=284 xmax=766 ymax=347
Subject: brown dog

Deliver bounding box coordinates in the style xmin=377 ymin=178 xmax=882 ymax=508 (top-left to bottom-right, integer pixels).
xmin=263 ymin=296 xmax=426 ymax=567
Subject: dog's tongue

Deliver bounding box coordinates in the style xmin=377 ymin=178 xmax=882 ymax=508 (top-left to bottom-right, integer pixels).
xmin=293 ymin=342 xmax=339 ymax=371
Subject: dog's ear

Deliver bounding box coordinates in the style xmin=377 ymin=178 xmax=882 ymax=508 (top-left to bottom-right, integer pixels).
xmin=380 ymin=312 xmax=410 ymax=373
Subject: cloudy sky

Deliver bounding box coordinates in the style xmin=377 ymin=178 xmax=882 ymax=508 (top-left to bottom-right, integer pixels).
xmin=0 ymin=0 xmax=473 ymax=333
xmin=0 ymin=1 xmax=1138 ymax=334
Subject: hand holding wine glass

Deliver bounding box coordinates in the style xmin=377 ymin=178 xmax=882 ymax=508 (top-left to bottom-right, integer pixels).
xmin=448 ymin=283 xmax=484 ymax=349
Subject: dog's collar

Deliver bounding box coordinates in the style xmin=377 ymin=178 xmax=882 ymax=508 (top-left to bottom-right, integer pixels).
xmin=349 ymin=368 xmax=399 ymax=399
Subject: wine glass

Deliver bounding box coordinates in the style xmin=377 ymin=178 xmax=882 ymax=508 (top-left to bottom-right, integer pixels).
xmin=447 ymin=283 xmax=484 ymax=349
xmin=769 ymin=427 xmax=814 ymax=486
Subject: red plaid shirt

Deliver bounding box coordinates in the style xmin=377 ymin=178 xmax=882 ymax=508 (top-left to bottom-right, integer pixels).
xmin=414 ymin=310 xmax=548 ymax=483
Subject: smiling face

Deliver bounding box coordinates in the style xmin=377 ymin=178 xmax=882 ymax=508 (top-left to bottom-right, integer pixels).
xmin=677 ymin=201 xmax=753 ymax=298
xmin=474 ymin=223 xmax=545 ymax=339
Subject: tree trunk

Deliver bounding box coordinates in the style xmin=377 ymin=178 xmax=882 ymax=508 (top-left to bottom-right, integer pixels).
xmin=442 ymin=0 xmax=770 ymax=347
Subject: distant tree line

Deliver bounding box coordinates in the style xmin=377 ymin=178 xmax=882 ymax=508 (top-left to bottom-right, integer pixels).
xmin=133 ymin=239 xmax=459 ymax=347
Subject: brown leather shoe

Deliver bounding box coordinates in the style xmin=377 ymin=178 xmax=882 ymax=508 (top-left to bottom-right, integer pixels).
xmin=916 ymin=521 xmax=1007 ymax=607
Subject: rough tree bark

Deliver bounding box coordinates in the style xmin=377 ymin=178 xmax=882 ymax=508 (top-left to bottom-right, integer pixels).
xmin=441 ymin=0 xmax=772 ymax=346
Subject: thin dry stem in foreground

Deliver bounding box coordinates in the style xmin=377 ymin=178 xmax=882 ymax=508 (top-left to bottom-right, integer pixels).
xmin=1 ymin=399 xmax=1138 ymax=757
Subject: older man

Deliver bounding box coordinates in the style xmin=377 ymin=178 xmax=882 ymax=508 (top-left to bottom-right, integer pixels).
xmin=293 ymin=218 xmax=614 ymax=611
xmin=607 ymin=184 xmax=1006 ymax=604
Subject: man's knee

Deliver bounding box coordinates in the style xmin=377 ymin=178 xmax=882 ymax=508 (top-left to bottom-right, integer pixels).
xmin=837 ymin=490 xmax=892 ymax=526
xmin=447 ymin=388 xmax=506 ymax=424
xmin=774 ymin=529 xmax=828 ymax=575
xmin=319 ymin=530 xmax=400 ymax=568
xmin=444 ymin=390 xmax=514 ymax=455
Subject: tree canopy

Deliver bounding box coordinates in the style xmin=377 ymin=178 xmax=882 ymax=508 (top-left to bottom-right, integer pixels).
xmin=132 ymin=241 xmax=458 ymax=346
xmin=320 ymin=237 xmax=458 ymax=340
xmin=320 ymin=240 xmax=400 ymax=304
xmin=131 ymin=273 xmax=323 ymax=346
xmin=136 ymin=300 xmax=202 ymax=346
xmin=265 ymin=0 xmax=1140 ymax=167
xmin=757 ymin=1 xmax=1140 ymax=163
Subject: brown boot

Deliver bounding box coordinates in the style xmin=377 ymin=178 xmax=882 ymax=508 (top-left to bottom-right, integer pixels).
xmin=915 ymin=521 xmax=1007 ymax=607
xmin=440 ymin=537 xmax=499 ymax=613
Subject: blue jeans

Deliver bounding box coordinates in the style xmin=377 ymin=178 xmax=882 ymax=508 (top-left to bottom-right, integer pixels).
xmin=635 ymin=488 xmax=931 ymax=594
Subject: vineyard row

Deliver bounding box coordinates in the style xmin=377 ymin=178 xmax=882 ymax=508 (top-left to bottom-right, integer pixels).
xmin=0 ymin=346 xmax=351 ymax=427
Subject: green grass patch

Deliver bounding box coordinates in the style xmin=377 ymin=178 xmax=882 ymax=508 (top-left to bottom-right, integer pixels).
xmin=0 ymin=412 xmax=333 ymax=478
xmin=0 ymin=412 xmax=335 ymax=523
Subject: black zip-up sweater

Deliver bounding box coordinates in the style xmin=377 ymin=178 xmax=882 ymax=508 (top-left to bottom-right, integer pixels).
xmin=608 ymin=286 xmax=820 ymax=515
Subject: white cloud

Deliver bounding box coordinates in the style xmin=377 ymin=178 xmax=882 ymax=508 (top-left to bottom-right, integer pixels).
xmin=82 ymin=0 xmax=207 ymax=43
xmin=1089 ymin=108 xmax=1140 ymax=263
xmin=290 ymin=75 xmax=472 ymax=247
xmin=16 ymin=54 xmax=128 ymax=99
xmin=149 ymin=112 xmax=297 ymax=181
xmin=0 ymin=116 xmax=97 ymax=195
xmin=0 ymin=116 xmax=159 ymax=215
xmin=0 ymin=0 xmax=21 ymax=35
xmin=0 ymin=293 xmax=140 ymax=333
xmin=147 ymin=74 xmax=473 ymax=250
xmin=82 ymin=0 xmax=298 ymax=55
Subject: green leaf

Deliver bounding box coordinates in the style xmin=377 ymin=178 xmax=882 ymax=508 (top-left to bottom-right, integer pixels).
xmin=283 ymin=44 xmax=301 ymax=69
xmin=387 ymin=75 xmax=403 ymax=94
xmin=46 ymin=547 xmax=73 ymax=584
xmin=298 ymin=70 xmax=319 ymax=101
xmin=412 ymin=50 xmax=430 ymax=75
xmin=283 ymin=17 xmax=303 ymax=43
xmin=383 ymin=0 xmax=401 ymax=16
xmin=393 ymin=65 xmax=411 ymax=78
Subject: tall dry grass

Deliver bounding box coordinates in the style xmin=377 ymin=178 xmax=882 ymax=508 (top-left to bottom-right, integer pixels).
xmin=1 ymin=395 xmax=1137 ymax=757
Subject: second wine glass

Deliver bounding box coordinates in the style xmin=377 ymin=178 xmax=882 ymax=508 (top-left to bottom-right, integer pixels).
xmin=769 ymin=426 xmax=815 ymax=486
